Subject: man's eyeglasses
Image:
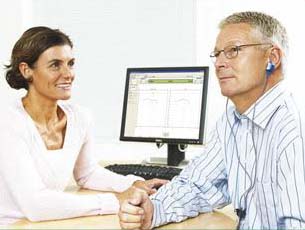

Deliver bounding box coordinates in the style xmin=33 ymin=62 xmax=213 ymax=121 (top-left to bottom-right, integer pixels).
xmin=210 ymin=43 xmax=273 ymax=63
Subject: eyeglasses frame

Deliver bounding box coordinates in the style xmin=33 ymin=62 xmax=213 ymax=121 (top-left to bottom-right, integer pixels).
xmin=210 ymin=43 xmax=273 ymax=62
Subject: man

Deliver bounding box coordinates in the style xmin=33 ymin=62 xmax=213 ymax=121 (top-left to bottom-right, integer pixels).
xmin=118 ymin=11 xmax=305 ymax=229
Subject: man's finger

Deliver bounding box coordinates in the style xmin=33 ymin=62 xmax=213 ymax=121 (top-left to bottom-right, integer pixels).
xmin=148 ymin=188 xmax=157 ymax=195
xmin=118 ymin=211 xmax=143 ymax=223
xmin=120 ymin=200 xmax=144 ymax=215
xmin=128 ymin=189 xmax=147 ymax=206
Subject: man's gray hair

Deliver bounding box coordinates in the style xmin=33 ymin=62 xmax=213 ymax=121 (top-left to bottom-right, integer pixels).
xmin=219 ymin=11 xmax=289 ymax=73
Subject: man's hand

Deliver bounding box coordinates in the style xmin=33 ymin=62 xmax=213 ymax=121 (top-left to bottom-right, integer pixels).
xmin=118 ymin=189 xmax=154 ymax=229
xmin=115 ymin=186 xmax=140 ymax=205
xmin=133 ymin=178 xmax=168 ymax=195
xmin=116 ymin=178 xmax=166 ymax=229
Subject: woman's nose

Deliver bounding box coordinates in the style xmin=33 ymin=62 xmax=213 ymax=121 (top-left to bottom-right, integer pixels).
xmin=62 ymin=65 xmax=74 ymax=79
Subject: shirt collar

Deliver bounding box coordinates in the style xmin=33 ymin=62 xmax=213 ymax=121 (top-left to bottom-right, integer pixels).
xmin=233 ymin=81 xmax=287 ymax=129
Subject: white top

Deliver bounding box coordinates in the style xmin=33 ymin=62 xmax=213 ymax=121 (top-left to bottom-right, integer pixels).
xmin=0 ymin=99 xmax=141 ymax=225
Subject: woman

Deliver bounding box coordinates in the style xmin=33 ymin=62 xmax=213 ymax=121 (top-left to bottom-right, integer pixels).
xmin=0 ymin=26 xmax=166 ymax=225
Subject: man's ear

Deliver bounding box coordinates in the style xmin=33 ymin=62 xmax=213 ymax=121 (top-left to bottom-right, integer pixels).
xmin=268 ymin=46 xmax=282 ymax=69
xmin=19 ymin=62 xmax=33 ymax=81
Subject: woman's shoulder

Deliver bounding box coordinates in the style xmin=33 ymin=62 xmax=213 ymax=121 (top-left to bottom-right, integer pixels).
xmin=1 ymin=99 xmax=25 ymax=118
xmin=0 ymin=100 xmax=29 ymax=132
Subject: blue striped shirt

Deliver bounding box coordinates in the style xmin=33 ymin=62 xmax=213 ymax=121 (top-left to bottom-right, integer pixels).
xmin=151 ymin=81 xmax=305 ymax=229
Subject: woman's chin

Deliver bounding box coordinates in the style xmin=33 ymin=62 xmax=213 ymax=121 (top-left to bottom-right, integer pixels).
xmin=59 ymin=93 xmax=72 ymax=101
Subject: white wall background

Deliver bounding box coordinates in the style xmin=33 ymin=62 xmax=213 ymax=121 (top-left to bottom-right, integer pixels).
xmin=196 ymin=0 xmax=305 ymax=130
xmin=1 ymin=0 xmax=304 ymax=160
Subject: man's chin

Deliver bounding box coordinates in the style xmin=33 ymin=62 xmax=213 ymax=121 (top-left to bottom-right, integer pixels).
xmin=220 ymin=89 xmax=235 ymax=98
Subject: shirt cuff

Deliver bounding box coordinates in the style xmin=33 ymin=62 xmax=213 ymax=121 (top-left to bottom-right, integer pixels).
xmin=96 ymin=193 xmax=120 ymax=214
xmin=151 ymin=198 xmax=167 ymax=228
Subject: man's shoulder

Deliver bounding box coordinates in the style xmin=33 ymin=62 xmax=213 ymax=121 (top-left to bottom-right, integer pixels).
xmin=275 ymin=95 xmax=305 ymax=141
xmin=280 ymin=93 xmax=305 ymax=124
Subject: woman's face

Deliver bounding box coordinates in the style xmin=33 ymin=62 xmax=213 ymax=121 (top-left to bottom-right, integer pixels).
xmin=28 ymin=45 xmax=75 ymax=101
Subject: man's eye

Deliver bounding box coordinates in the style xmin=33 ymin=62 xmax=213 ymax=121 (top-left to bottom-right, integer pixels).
xmin=213 ymin=51 xmax=221 ymax=57
xmin=228 ymin=47 xmax=238 ymax=52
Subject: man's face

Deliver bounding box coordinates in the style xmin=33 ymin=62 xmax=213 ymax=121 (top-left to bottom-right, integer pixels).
xmin=213 ymin=23 xmax=269 ymax=102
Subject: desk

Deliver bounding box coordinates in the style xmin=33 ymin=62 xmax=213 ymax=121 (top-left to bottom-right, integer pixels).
xmin=9 ymin=207 xmax=237 ymax=229
xmin=8 ymin=161 xmax=238 ymax=229
xmin=9 ymin=186 xmax=237 ymax=229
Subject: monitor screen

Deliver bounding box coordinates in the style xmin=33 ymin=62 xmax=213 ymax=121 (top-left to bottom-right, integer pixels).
xmin=120 ymin=66 xmax=209 ymax=145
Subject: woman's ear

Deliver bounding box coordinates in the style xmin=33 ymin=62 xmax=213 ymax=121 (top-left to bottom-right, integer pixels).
xmin=19 ymin=62 xmax=33 ymax=82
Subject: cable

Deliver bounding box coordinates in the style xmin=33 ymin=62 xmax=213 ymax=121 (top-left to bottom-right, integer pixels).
xmin=225 ymin=79 xmax=269 ymax=229
xmin=238 ymin=80 xmax=268 ymax=229
xmin=156 ymin=142 xmax=164 ymax=148
xmin=178 ymin=144 xmax=188 ymax=152
xmin=225 ymin=99 xmax=252 ymax=214
xmin=225 ymin=99 xmax=252 ymax=181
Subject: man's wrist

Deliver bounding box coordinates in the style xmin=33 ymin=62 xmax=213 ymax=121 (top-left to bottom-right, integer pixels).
xmin=151 ymin=199 xmax=167 ymax=228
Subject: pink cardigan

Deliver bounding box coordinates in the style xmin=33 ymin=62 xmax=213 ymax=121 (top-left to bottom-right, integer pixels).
xmin=0 ymin=99 xmax=141 ymax=225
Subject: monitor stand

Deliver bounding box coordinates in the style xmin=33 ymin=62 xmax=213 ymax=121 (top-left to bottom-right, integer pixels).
xmin=144 ymin=144 xmax=189 ymax=167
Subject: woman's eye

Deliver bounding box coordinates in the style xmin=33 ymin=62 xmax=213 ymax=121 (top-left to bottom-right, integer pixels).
xmin=68 ymin=60 xmax=75 ymax=67
xmin=50 ymin=62 xmax=60 ymax=69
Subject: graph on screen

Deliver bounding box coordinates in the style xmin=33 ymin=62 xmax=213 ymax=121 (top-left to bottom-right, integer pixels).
xmin=122 ymin=69 xmax=206 ymax=141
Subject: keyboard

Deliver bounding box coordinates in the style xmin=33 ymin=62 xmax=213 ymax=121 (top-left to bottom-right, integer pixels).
xmin=105 ymin=164 xmax=182 ymax=180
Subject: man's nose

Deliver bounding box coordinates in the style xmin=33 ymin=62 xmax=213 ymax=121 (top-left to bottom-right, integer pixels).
xmin=214 ymin=52 xmax=227 ymax=69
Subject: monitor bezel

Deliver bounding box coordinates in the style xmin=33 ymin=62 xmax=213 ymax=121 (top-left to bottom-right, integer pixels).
xmin=120 ymin=66 xmax=209 ymax=145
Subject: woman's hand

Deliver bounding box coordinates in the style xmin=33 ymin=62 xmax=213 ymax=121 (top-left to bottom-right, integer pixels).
xmin=115 ymin=178 xmax=168 ymax=205
xmin=132 ymin=178 xmax=168 ymax=195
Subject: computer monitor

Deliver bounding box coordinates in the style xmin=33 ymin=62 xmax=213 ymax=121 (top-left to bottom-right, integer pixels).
xmin=120 ymin=66 xmax=209 ymax=166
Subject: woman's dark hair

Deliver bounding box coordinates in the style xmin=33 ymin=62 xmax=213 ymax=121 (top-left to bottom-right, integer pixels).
xmin=5 ymin=26 xmax=73 ymax=90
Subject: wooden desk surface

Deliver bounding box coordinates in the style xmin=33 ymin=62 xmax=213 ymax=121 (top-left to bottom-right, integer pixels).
xmin=9 ymin=207 xmax=237 ymax=230
xmin=9 ymin=186 xmax=237 ymax=229
xmin=8 ymin=162 xmax=238 ymax=229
